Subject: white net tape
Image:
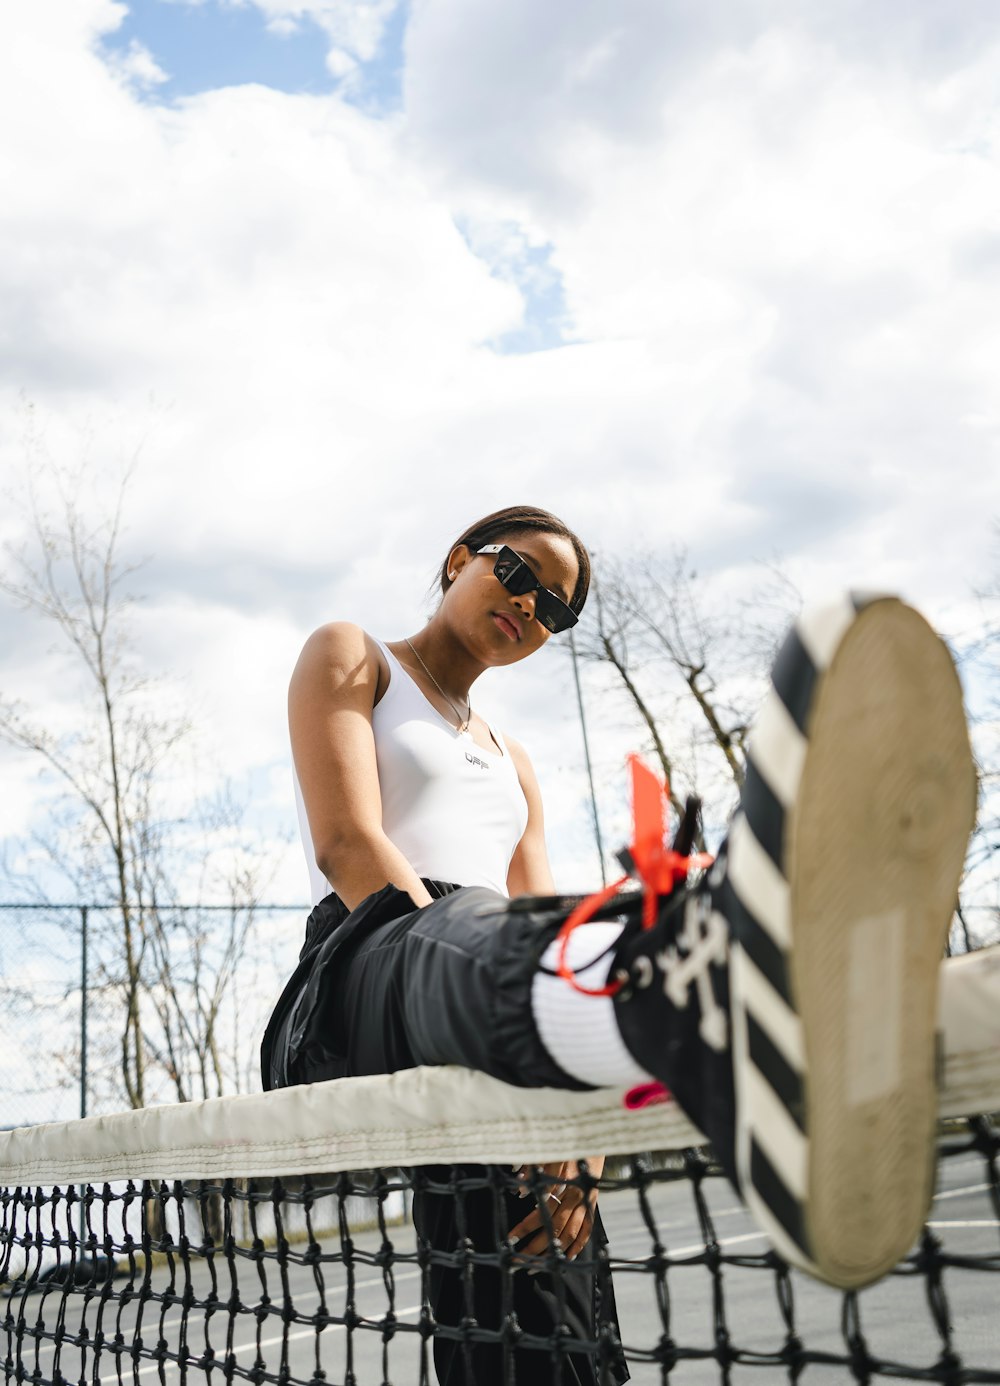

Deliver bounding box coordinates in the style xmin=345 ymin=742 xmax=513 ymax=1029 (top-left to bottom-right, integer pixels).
xmin=2 ymin=945 xmax=998 ymax=1187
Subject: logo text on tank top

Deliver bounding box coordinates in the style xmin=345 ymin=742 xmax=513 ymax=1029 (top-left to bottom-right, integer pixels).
xmin=465 ymin=750 xmax=491 ymax=771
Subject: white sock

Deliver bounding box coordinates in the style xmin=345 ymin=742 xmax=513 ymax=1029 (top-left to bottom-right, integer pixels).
xmin=530 ymin=922 xmax=654 ymax=1088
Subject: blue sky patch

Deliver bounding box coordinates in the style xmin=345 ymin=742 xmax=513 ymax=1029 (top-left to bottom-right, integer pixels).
xmin=360 ymin=0 xmax=407 ymax=116
xmin=454 ymin=225 xmax=572 ymax=356
xmin=492 ymin=242 xmax=572 ymax=356
xmin=100 ymin=0 xmax=406 ymax=110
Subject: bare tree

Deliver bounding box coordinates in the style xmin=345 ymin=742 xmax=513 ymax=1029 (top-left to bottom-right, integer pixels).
xmin=573 ymin=548 xmax=800 ymax=836
xmin=0 ymin=453 xmax=273 ymax=1109
xmin=577 ymin=546 xmax=999 ymax=953
xmin=955 ymin=551 xmax=1000 ymax=950
xmin=1 ymin=459 xmax=165 ymax=1105
xmin=139 ymin=797 xmax=279 ymax=1103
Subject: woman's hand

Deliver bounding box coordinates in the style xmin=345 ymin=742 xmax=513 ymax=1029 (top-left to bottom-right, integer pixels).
xmin=507 ymin=1156 xmax=606 ymax=1263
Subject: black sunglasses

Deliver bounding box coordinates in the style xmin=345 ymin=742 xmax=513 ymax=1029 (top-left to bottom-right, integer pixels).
xmin=477 ymin=544 xmax=579 ymax=633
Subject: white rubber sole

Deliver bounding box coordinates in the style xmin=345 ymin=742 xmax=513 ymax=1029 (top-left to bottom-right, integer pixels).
xmin=781 ymin=598 xmax=976 ymax=1287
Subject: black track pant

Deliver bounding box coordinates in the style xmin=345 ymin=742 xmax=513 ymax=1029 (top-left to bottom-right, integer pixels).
xmin=333 ymin=884 xmax=593 ymax=1084
xmin=261 ymin=883 xmax=630 ymax=1386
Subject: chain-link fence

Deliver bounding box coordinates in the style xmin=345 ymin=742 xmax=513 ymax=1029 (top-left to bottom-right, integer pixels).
xmin=0 ymin=901 xmax=309 ymax=1130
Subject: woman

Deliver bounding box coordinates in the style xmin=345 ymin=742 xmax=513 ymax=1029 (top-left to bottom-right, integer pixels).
xmin=265 ymin=506 xmax=633 ymax=1385
xmin=262 ymin=506 xmax=977 ymax=1375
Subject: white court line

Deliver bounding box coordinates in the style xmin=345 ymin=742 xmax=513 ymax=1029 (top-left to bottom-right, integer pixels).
xmin=98 ymin=1232 xmax=774 ymax=1382
xmin=927 ymin=1220 xmax=999 ymax=1229
xmin=23 ymin=1266 xmax=425 ymax=1364
xmin=932 ymin=1182 xmax=992 ymax=1202
xmin=604 ymin=1180 xmax=994 ymax=1251
xmin=95 ymin=1302 xmax=427 ymax=1383
xmin=30 ymin=1205 xmax=754 ymax=1364
xmin=607 ymin=1171 xmax=991 ymax=1238
xmin=605 ymin=1229 xmax=768 ymax=1266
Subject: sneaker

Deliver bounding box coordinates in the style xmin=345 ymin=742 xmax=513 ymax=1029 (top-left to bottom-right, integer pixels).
xmin=610 ymin=594 xmax=977 ymax=1289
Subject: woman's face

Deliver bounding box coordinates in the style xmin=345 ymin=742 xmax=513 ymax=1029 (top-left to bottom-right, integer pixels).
xmin=445 ymin=530 xmax=581 ymax=665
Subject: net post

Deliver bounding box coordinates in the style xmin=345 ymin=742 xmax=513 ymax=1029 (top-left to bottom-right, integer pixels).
xmin=569 ymin=628 xmax=607 ymax=886
xmin=78 ymin=904 xmax=89 ymax=1249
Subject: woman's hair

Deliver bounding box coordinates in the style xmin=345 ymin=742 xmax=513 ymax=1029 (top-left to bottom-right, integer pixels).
xmin=440 ymin=506 xmax=591 ymax=614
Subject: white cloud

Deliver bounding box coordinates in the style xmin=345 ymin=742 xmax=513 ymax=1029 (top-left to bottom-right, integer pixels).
xmin=106 ymin=36 xmax=168 ymax=89
xmin=1 ymin=0 xmax=999 ymax=907
xmin=404 ymin=4 xmax=1000 ymax=599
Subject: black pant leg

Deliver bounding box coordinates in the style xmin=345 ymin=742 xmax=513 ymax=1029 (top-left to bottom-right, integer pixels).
xmin=332 ymin=885 xmax=590 ymax=1089
xmin=275 ymin=884 xmax=629 ymax=1385
xmin=413 ymin=1171 xmax=627 ymax=1386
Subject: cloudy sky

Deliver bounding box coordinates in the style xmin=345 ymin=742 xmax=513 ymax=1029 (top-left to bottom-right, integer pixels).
xmin=2 ymin=0 xmax=999 ymax=917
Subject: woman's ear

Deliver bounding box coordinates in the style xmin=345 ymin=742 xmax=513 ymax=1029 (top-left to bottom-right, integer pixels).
xmin=447 ymin=543 xmax=472 ymax=582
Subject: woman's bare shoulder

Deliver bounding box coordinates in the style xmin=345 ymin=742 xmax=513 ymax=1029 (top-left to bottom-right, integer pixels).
xmin=291 ymin=623 xmax=387 ymax=692
xmin=299 ymin=620 xmax=371 ymax=655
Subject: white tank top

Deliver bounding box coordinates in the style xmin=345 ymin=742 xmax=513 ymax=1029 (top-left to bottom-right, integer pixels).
xmin=294 ymin=638 xmax=529 ymax=905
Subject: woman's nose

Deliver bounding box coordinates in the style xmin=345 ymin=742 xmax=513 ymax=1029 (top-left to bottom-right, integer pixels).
xmin=511 ymin=589 xmax=537 ymax=620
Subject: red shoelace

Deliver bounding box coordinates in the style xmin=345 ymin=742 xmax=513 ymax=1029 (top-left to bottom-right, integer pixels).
xmin=553 ymin=754 xmax=714 ymax=999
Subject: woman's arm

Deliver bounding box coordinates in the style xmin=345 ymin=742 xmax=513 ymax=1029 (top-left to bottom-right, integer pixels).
xmin=505 ymin=737 xmax=556 ymax=896
xmin=504 ymin=735 xmax=606 ymax=1257
xmin=289 ymin=622 xmax=433 ymax=911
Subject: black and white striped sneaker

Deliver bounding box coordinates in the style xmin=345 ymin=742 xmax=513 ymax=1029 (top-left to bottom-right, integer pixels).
xmin=612 ymin=594 xmax=977 ymax=1289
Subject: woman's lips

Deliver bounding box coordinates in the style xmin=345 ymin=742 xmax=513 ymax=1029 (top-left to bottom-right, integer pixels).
xmin=492 ymin=612 xmax=521 ymax=641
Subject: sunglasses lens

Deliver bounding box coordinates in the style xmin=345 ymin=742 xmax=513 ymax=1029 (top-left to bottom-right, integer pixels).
xmin=536 ymin=594 xmax=577 ymax=633
xmin=491 ymin=547 xmax=578 ymax=632
xmin=494 ymin=551 xmax=534 ymax=595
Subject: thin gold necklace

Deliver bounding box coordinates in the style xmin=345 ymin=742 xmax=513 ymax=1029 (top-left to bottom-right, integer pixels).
xmin=404 ymin=637 xmax=472 ymax=734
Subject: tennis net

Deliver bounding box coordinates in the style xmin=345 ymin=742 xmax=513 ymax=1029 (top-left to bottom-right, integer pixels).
xmin=2 ymin=969 xmax=999 ymax=1386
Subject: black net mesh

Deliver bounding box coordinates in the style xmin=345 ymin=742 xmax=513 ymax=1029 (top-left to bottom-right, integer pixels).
xmin=2 ymin=1115 xmax=998 ymax=1385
